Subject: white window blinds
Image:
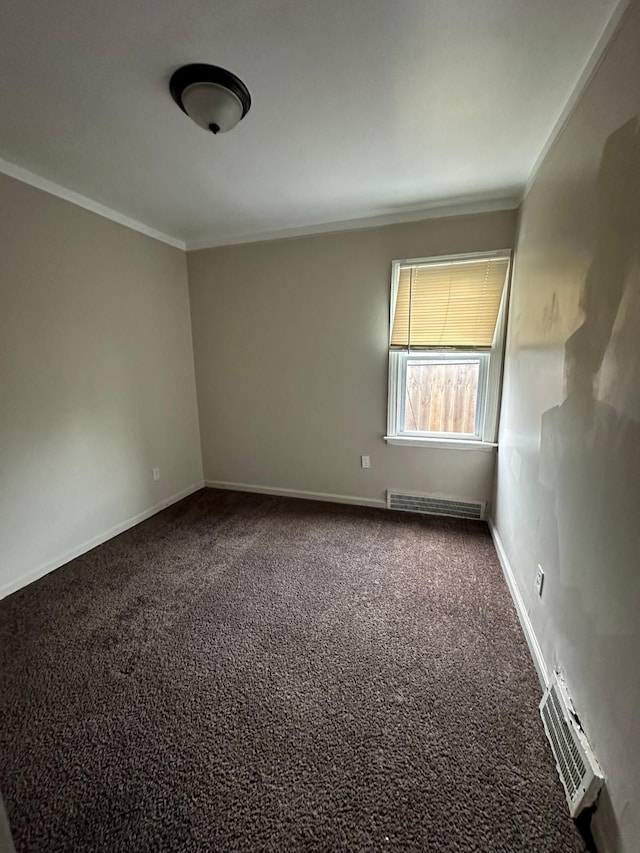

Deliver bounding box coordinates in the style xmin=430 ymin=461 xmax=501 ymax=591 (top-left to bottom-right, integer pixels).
xmin=390 ymin=255 xmax=510 ymax=349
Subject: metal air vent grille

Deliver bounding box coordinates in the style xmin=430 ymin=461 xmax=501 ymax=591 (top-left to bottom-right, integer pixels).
xmin=386 ymin=491 xmax=485 ymax=520
xmin=540 ymin=673 xmax=603 ymax=817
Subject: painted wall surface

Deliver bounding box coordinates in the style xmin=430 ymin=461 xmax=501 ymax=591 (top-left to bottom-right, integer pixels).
xmin=0 ymin=174 xmax=203 ymax=597
xmin=188 ymin=210 xmax=517 ymax=505
xmin=493 ymin=3 xmax=640 ymax=850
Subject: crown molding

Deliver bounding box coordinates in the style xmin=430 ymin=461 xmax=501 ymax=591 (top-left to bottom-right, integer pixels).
xmin=0 ymin=153 xmax=519 ymax=254
xmin=0 ymin=157 xmax=185 ymax=250
xmin=1 ymin=0 xmax=628 ymax=255
xmin=184 ymin=193 xmax=522 ymax=251
xmin=524 ymin=0 xmax=631 ymax=199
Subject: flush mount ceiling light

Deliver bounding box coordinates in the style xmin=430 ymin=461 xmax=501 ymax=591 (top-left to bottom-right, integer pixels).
xmin=169 ymin=63 xmax=251 ymax=134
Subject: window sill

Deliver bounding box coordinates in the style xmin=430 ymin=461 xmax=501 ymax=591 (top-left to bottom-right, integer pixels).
xmin=384 ymin=436 xmax=498 ymax=452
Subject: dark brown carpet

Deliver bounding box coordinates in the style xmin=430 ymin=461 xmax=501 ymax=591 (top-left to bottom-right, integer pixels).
xmin=0 ymin=488 xmax=585 ymax=852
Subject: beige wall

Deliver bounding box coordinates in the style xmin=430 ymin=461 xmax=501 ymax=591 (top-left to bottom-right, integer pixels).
xmin=0 ymin=174 xmax=203 ymax=597
xmin=2 ymin=11 xmax=637 ymax=841
xmin=187 ymin=210 xmax=517 ymax=506
xmin=493 ymin=3 xmax=640 ymax=850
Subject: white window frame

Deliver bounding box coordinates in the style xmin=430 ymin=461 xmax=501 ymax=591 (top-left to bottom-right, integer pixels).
xmin=385 ymin=250 xmax=511 ymax=452
xmin=398 ymin=351 xmax=489 ymax=439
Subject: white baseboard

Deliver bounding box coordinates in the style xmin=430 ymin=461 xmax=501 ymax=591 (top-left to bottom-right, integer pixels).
xmin=204 ymin=480 xmax=387 ymax=510
xmin=0 ymin=481 xmax=204 ymax=600
xmin=488 ymin=520 xmax=549 ymax=688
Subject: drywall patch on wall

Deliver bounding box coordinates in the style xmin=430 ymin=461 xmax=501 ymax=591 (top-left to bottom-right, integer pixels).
xmin=494 ymin=5 xmax=640 ymax=848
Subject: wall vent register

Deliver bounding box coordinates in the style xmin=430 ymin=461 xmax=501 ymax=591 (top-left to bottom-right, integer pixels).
xmin=386 ymin=490 xmax=485 ymax=520
xmin=540 ymin=672 xmax=603 ymax=817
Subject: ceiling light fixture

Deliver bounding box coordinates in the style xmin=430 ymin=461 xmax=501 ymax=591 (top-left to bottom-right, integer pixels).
xmin=169 ymin=63 xmax=251 ymax=135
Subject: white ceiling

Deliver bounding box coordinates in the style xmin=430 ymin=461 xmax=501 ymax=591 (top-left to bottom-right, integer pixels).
xmin=0 ymin=0 xmax=624 ymax=248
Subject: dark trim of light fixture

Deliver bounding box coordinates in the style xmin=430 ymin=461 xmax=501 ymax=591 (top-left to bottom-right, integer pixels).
xmin=169 ymin=63 xmax=252 ymax=123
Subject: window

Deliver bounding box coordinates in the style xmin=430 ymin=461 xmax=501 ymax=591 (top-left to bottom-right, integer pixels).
xmin=385 ymin=251 xmax=511 ymax=449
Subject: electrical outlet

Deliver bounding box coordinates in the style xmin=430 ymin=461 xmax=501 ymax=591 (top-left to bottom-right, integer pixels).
xmin=152 ymin=467 xmax=161 ymax=481
xmin=535 ymin=564 xmax=544 ymax=597
xmin=361 ymin=455 xmax=371 ymax=469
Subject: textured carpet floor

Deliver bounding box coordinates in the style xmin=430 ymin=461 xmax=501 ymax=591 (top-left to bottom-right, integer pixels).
xmin=0 ymin=489 xmax=585 ymax=852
